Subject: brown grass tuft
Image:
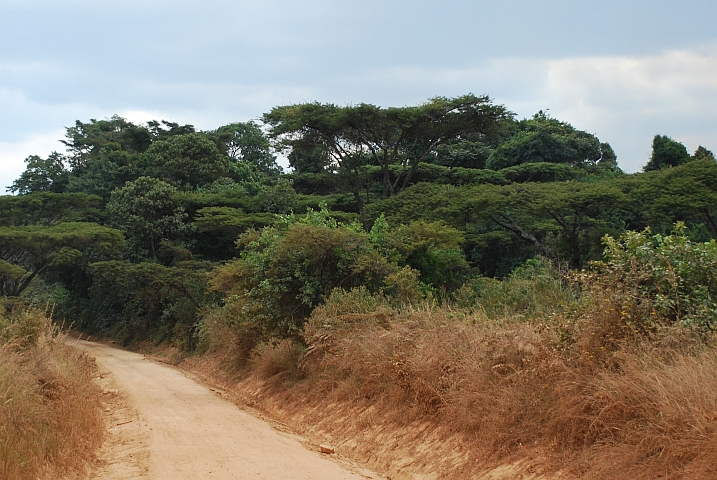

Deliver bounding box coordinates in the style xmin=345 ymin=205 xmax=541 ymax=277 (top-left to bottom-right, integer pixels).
xmin=0 ymin=306 xmax=103 ymax=480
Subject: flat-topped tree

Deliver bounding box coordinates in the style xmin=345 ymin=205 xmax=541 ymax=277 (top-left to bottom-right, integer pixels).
xmin=0 ymin=192 xmax=104 ymax=226
xmin=263 ymin=94 xmax=512 ymax=212
xmin=0 ymin=222 xmax=123 ymax=297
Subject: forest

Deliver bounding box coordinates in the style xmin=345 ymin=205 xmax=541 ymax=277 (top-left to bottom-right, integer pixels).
xmin=3 ymin=94 xmax=717 ymax=478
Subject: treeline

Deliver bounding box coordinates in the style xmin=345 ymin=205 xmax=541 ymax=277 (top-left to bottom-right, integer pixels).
xmin=1 ymin=94 xmax=715 ymax=345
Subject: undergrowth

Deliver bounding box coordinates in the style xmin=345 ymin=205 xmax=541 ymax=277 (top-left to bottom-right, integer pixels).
xmin=0 ymin=302 xmax=103 ymax=480
xmin=197 ymin=227 xmax=717 ymax=479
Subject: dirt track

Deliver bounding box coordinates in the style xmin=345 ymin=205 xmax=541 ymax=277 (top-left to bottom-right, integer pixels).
xmin=67 ymin=338 xmax=380 ymax=480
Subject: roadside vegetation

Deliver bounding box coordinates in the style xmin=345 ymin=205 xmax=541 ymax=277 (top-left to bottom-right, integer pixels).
xmin=2 ymin=95 xmax=717 ymax=477
xmin=0 ymin=303 xmax=103 ymax=479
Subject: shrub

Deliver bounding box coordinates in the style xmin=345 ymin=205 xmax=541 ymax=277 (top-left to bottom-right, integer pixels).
xmin=586 ymin=223 xmax=717 ymax=331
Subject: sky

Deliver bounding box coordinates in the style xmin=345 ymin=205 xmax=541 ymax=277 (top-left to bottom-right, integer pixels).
xmin=1 ymin=0 xmax=716 ymax=190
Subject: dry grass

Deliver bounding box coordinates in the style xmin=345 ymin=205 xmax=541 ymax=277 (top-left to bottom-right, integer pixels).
xmin=0 ymin=305 xmax=104 ymax=480
xmin=226 ymin=286 xmax=717 ymax=479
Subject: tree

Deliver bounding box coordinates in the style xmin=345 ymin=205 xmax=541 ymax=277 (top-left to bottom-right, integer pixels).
xmin=210 ymin=207 xmax=394 ymax=337
xmin=0 ymin=222 xmax=123 ymax=297
xmin=141 ymin=133 xmax=229 ymax=189
xmin=263 ymin=94 xmax=512 ymax=211
xmin=8 ymin=153 xmax=69 ymax=194
xmin=628 ymin=159 xmax=717 ymax=239
xmin=66 ymin=145 xmax=144 ymax=200
xmin=88 ymin=259 xmax=211 ymax=342
xmin=260 ymin=177 xmax=299 ymax=213
xmin=62 ymin=115 xmax=154 ymax=170
xmin=643 ymin=135 xmax=691 ymax=171
xmin=213 ymin=122 xmax=282 ymax=179
xmin=0 ymin=192 xmax=104 ymax=228
xmin=107 ymin=177 xmax=193 ymax=260
xmin=486 ymin=112 xmax=616 ymax=171
xmin=692 ymin=146 xmax=716 ymax=162
xmin=433 ymin=140 xmax=493 ymax=169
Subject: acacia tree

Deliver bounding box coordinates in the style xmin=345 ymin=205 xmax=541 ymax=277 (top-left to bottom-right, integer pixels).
xmin=263 ymin=94 xmax=512 ymax=211
xmin=0 ymin=222 xmax=123 ymax=297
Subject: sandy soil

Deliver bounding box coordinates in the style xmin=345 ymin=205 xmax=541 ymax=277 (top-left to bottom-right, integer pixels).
xmin=66 ymin=338 xmax=381 ymax=480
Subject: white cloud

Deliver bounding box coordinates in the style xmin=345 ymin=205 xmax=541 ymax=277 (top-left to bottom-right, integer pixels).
xmin=541 ymin=45 xmax=717 ymax=171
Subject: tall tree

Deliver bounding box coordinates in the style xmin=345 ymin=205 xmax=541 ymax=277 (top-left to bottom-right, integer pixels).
xmin=8 ymin=153 xmax=69 ymax=194
xmin=62 ymin=115 xmax=154 ymax=170
xmin=643 ymin=135 xmax=691 ymax=171
xmin=486 ymin=111 xmax=616 ymax=171
xmin=141 ymin=133 xmax=229 ymax=189
xmin=263 ymin=94 xmax=512 ymax=211
xmin=0 ymin=222 xmax=123 ymax=297
xmin=212 ymin=122 xmax=282 ymax=179
xmin=107 ymin=177 xmax=193 ymax=260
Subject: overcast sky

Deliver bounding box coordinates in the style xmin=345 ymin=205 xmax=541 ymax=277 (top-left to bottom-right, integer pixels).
xmin=1 ymin=0 xmax=716 ymax=190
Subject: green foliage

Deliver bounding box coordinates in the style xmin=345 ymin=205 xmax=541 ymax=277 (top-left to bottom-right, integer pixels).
xmin=433 ymin=140 xmax=494 ymax=169
xmin=192 ymin=207 xmax=277 ymax=261
xmin=8 ymin=153 xmax=69 ymax=195
xmin=486 ymin=111 xmax=615 ymax=171
xmin=0 ymin=222 xmax=123 ymax=297
xmin=260 ymin=177 xmax=299 ymax=213
xmin=386 ymin=220 xmax=470 ymax=290
xmin=5 ymin=107 xmax=717 ymax=353
xmin=692 ymin=145 xmax=716 ymax=162
xmin=212 ymin=121 xmax=282 ymax=179
xmin=210 ymin=206 xmax=395 ymax=338
xmin=467 ymin=257 xmax=575 ymax=318
xmin=589 ymin=223 xmax=717 ymax=330
xmin=0 ymin=193 xmax=104 ymax=226
xmin=66 ymin=145 xmax=144 ymax=200
xmin=264 ymin=94 xmax=512 ymax=211
xmin=62 ymin=115 xmax=154 ymax=167
xmin=643 ymin=135 xmax=691 ymax=171
xmin=87 ymin=260 xmax=210 ymax=341
xmin=107 ymin=177 xmax=192 ymax=260
xmin=141 ymin=133 xmax=229 ymax=189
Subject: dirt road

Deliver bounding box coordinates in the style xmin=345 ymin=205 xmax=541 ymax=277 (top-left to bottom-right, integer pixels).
xmin=67 ymin=338 xmax=380 ymax=480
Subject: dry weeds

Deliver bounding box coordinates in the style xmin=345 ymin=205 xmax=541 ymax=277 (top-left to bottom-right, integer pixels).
xmin=193 ymin=285 xmax=716 ymax=479
xmin=0 ymin=307 xmax=104 ymax=480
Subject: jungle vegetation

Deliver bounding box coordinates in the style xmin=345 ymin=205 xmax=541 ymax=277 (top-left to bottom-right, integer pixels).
xmin=5 ymin=95 xmax=717 ymax=479
xmin=2 ymin=96 xmax=715 ymax=344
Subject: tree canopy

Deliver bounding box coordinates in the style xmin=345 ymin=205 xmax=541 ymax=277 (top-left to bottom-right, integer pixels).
xmin=264 ymin=94 xmax=512 ymax=212
xmin=3 ymin=96 xmax=716 ymax=344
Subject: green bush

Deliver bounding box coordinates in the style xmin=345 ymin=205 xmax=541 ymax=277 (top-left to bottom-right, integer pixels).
xmin=589 ymin=223 xmax=717 ymax=330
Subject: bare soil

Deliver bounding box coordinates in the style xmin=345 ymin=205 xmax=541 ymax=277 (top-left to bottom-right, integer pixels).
xmin=66 ymin=338 xmax=381 ymax=480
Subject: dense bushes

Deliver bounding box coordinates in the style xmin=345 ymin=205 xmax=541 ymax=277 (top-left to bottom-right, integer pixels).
xmin=585 ymin=223 xmax=717 ymax=331
xmin=192 ymin=226 xmax=717 ymax=478
xmin=203 ymin=206 xmax=471 ymax=359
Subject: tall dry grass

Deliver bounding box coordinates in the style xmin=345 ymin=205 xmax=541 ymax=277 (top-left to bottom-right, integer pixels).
xmin=237 ymin=282 xmax=717 ymax=479
xmin=0 ymin=303 xmax=103 ymax=480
